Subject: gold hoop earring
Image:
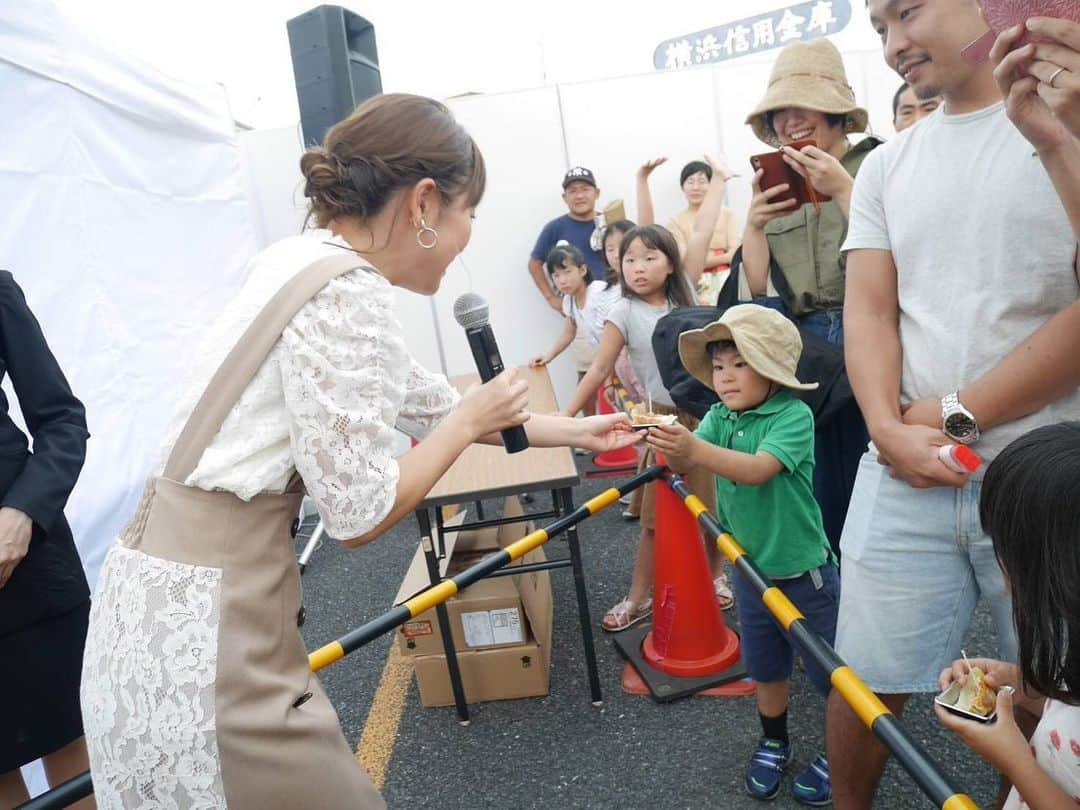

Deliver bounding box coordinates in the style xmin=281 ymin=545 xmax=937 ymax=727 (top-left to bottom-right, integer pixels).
xmin=416 ymin=217 xmax=439 ymax=250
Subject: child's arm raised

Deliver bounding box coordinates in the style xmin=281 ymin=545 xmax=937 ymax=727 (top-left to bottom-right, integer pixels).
xmin=560 ymin=322 xmax=625 ymax=417
xmin=684 ymin=155 xmax=734 ymax=287
xmin=647 ymin=423 xmax=782 ymax=485
xmin=635 ymin=157 xmax=666 ymax=226
xmin=530 ymin=317 xmax=576 ymax=368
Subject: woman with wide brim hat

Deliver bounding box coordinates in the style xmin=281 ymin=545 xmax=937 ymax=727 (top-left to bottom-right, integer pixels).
xmin=731 ymin=37 xmax=881 ymax=555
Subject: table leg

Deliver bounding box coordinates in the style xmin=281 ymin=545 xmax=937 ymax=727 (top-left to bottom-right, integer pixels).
xmin=556 ymin=487 xmax=603 ymax=707
xmin=434 ymin=506 xmax=446 ymax=559
xmin=415 ymin=507 xmax=470 ymax=725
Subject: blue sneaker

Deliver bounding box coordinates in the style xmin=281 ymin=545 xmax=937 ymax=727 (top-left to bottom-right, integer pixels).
xmin=745 ymin=737 xmax=791 ymax=800
xmin=791 ymin=753 xmax=831 ymax=806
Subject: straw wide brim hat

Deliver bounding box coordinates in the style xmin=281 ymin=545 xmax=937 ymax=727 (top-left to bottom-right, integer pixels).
xmin=745 ymin=38 xmax=869 ymax=147
xmin=679 ymin=304 xmax=818 ymax=392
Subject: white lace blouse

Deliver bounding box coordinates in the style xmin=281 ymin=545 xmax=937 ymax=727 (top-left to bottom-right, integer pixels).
xmin=155 ymin=232 xmax=459 ymax=541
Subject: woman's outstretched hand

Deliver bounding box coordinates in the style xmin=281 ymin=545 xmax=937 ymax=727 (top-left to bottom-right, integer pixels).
xmin=573 ymin=413 xmax=642 ymax=453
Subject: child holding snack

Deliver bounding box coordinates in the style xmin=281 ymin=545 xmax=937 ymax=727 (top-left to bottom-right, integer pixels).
xmin=530 ymin=244 xmax=619 ymax=417
xmin=647 ymin=303 xmax=837 ymax=805
xmin=562 ymin=158 xmax=736 ymax=629
xmin=936 ymin=423 xmax=1080 ymax=809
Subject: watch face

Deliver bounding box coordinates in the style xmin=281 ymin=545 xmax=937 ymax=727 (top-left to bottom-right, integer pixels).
xmin=945 ymin=412 xmax=977 ymax=439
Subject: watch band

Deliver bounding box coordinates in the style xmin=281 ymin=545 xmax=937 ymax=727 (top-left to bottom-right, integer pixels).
xmin=942 ymin=391 xmax=980 ymax=445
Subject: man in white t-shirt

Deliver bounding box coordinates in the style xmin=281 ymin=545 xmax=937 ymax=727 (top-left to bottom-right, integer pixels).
xmin=828 ymin=2 xmax=1080 ymax=807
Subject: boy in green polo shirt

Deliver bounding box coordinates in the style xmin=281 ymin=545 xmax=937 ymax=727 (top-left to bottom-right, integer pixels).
xmin=646 ymin=303 xmax=837 ymax=806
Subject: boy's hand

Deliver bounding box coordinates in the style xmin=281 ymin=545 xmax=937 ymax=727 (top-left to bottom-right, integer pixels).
xmin=529 ymin=356 xmax=548 ymax=368
xmin=645 ymin=422 xmax=696 ymax=461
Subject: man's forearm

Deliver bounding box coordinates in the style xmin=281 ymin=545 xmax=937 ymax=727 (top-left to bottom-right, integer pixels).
xmin=961 ymin=299 xmax=1080 ymax=430
xmin=844 ymin=292 xmax=903 ymax=438
xmin=528 ymin=259 xmax=558 ymax=304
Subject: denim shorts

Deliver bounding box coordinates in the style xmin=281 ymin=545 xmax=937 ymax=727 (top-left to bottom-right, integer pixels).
xmin=733 ymin=562 xmax=840 ymax=697
xmin=835 ymin=452 xmax=1017 ymax=693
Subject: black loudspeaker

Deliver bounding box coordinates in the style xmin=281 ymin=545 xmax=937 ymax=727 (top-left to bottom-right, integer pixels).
xmin=287 ymin=5 xmax=382 ymax=146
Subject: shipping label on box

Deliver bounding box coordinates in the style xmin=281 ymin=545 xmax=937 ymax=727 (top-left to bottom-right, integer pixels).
xmin=401 ymin=620 xmax=434 ymax=639
xmin=461 ymin=607 xmax=523 ymax=648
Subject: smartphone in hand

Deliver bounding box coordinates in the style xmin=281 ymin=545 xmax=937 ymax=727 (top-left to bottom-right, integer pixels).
xmin=750 ymin=139 xmax=832 ymax=210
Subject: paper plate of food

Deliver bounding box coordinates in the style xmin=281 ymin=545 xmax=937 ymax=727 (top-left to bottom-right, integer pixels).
xmin=628 ymin=405 xmax=678 ymax=430
xmin=934 ymin=664 xmax=998 ymax=723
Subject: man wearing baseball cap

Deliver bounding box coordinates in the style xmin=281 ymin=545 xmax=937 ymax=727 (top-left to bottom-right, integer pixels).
xmin=528 ymin=167 xmax=606 ymax=312
xmin=646 ymin=304 xmax=838 ymax=806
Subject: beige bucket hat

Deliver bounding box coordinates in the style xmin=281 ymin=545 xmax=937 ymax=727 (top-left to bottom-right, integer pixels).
xmin=745 ymin=38 xmax=869 ymax=147
xmin=679 ymin=304 xmax=818 ymax=392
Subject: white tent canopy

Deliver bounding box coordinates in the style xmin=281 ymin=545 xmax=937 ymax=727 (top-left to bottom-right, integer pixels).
xmin=1 ymin=0 xmax=257 ymax=588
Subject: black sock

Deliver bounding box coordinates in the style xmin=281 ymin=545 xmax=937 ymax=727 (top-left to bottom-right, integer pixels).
xmin=760 ymin=710 xmax=789 ymax=744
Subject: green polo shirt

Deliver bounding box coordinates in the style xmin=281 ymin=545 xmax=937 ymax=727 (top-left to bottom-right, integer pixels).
xmin=764 ymin=136 xmax=883 ymax=316
xmin=695 ymin=390 xmax=830 ymax=578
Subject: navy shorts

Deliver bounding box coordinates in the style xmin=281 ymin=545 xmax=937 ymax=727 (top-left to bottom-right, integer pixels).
xmin=732 ymin=563 xmax=840 ymax=697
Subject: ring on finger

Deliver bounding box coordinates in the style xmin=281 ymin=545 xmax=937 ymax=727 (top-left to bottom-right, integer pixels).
xmin=1048 ymin=65 xmax=1066 ymax=88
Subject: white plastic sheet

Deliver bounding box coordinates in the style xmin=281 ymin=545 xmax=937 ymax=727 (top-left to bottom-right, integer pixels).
xmin=0 ymin=1 xmax=256 ymax=588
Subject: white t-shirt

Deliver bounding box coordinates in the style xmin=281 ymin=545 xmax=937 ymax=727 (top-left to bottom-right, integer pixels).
xmin=842 ymin=102 xmax=1080 ymax=469
xmin=1003 ymin=698 xmax=1080 ymax=808
xmin=605 ymin=297 xmax=675 ymax=408
xmin=562 ymin=280 xmax=620 ymax=347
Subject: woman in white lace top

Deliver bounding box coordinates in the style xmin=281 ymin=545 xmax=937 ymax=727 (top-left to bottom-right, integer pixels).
xmin=80 ymin=93 xmax=640 ymax=809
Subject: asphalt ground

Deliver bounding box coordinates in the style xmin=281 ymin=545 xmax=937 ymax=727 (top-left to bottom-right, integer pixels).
xmin=297 ymin=457 xmax=1004 ymax=810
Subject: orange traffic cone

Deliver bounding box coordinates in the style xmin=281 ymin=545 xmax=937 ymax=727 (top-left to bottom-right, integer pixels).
xmin=641 ymin=462 xmax=741 ymax=676
xmin=614 ymin=456 xmax=751 ymax=700
xmin=590 ymin=384 xmax=638 ymax=470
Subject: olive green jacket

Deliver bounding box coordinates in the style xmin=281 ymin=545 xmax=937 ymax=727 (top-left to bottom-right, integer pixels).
xmin=765 ymin=136 xmax=884 ymax=316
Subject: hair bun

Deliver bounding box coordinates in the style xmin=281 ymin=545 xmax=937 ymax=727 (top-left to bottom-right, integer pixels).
xmin=297 ymin=93 xmax=486 ymax=230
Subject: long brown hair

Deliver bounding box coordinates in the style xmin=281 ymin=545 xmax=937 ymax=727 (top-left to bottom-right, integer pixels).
xmin=299 ymin=93 xmax=486 ymax=231
xmin=617 ymin=224 xmax=693 ymax=307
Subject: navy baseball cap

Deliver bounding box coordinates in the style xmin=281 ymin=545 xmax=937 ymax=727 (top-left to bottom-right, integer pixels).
xmin=562 ymin=166 xmax=597 ymax=189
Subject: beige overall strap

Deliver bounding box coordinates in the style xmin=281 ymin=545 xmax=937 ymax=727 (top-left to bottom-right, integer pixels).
xmin=163 ymin=252 xmax=369 ymax=483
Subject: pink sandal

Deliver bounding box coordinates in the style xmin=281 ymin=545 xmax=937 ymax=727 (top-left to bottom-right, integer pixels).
xmin=714 ymin=575 xmax=735 ymax=611
xmin=601 ymin=597 xmax=653 ymax=632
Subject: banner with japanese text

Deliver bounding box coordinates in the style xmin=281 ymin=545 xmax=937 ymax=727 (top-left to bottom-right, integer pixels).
xmin=654 ymin=0 xmax=852 ymax=70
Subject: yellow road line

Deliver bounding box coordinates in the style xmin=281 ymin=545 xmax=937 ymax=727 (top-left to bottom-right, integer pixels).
xmin=356 ymin=644 xmax=414 ymax=789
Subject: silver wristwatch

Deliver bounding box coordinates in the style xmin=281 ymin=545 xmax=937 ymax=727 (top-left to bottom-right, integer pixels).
xmin=941 ymin=392 xmax=980 ymax=445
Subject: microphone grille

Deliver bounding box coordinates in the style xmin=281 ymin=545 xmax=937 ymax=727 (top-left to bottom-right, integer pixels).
xmin=453 ymin=292 xmax=489 ymax=328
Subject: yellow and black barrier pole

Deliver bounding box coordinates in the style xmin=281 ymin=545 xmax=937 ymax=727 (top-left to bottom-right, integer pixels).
xmin=308 ymin=463 xmax=665 ymax=671
xmin=20 ymin=464 xmax=666 ymax=810
xmin=665 ymin=470 xmax=979 ymax=810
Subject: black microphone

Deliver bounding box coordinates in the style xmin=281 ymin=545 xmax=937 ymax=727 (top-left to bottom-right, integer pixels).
xmin=452 ymin=292 xmax=530 ymax=454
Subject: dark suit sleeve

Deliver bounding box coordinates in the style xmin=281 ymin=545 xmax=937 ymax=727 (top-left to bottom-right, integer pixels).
xmin=0 ymin=272 xmax=89 ymax=532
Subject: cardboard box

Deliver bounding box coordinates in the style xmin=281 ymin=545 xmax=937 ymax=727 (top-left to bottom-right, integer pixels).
xmin=413 ymin=548 xmax=553 ymax=707
xmin=393 ymin=497 xmax=554 ymax=706
xmin=394 ymin=497 xmax=539 ymax=656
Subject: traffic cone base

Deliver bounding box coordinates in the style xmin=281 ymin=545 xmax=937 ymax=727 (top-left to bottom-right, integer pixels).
xmin=613 ymin=621 xmax=749 ymax=703
xmin=620 ymin=662 xmax=757 ymax=697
